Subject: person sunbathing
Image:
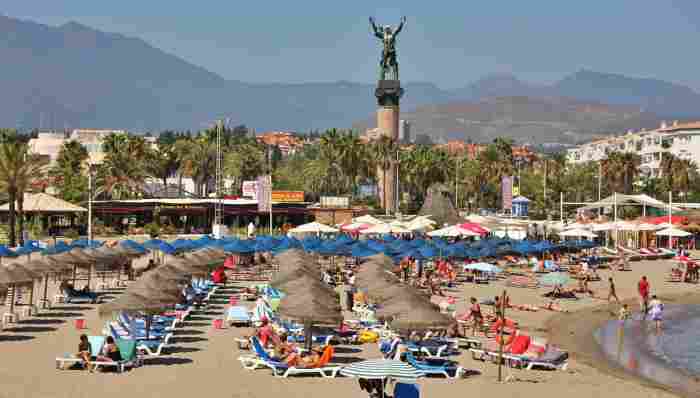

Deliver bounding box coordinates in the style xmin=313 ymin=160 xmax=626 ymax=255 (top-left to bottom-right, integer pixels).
xmin=544 ymin=300 xmax=568 ymax=312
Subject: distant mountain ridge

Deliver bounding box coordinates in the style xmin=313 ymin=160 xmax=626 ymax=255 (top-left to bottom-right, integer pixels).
xmin=1 ymin=15 xmax=698 ymax=142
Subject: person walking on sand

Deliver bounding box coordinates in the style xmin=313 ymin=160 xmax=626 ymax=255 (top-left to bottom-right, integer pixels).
xmin=648 ymin=295 xmax=664 ymax=334
xmin=638 ymin=276 xmax=650 ymax=319
xmin=607 ymin=277 xmax=620 ymax=304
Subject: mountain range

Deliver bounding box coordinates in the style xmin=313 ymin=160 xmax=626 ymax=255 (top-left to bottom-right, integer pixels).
xmin=2 ymin=15 xmax=699 ymax=144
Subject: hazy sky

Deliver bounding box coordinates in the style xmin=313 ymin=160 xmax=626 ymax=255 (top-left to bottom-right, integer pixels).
xmin=5 ymin=1 xmax=700 ymax=89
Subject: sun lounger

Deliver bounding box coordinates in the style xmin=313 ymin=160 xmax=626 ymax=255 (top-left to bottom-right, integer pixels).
xmin=404 ymin=352 xmax=464 ymax=379
xmin=507 ymin=276 xmax=538 ymax=289
xmin=225 ymin=306 xmax=252 ymax=327
xmin=56 ymin=335 xmax=104 ymax=370
xmin=89 ymin=339 xmax=140 ymax=373
xmin=275 ymin=345 xmax=341 ymax=378
xmin=63 ymin=289 xmax=99 ymax=304
xmin=469 ymin=346 xmax=568 ymax=371
xmin=638 ymin=248 xmax=659 ymax=260
xmin=239 ymin=336 xmax=340 ymax=377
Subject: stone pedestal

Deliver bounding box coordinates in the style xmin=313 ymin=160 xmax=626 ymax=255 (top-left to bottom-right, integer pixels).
xmin=375 ymin=80 xmax=403 ymax=213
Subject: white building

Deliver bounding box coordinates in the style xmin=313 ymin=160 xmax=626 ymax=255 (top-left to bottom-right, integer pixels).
xmin=29 ymin=129 xmax=155 ymax=165
xmin=567 ymin=121 xmax=700 ymax=177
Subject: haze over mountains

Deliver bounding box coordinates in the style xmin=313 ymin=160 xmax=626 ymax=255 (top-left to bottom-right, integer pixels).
xmin=1 ymin=15 xmax=698 ymax=144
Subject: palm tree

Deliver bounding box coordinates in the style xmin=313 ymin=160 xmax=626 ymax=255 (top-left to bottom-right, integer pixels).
xmin=0 ymin=137 xmax=46 ymax=246
xmin=174 ymin=136 xmax=216 ymax=197
xmin=145 ymin=144 xmax=180 ymax=194
xmin=96 ymin=134 xmax=149 ymax=199
xmin=224 ymin=142 xmax=266 ymax=194
xmin=49 ymin=141 xmax=89 ymax=203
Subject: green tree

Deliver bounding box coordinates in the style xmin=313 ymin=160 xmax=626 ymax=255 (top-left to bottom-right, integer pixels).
xmin=49 ymin=141 xmax=89 ymax=203
xmin=96 ymin=133 xmax=149 ymax=199
xmin=0 ymin=134 xmax=46 ymax=246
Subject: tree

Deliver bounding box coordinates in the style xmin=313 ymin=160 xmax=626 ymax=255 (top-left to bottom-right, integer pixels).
xmin=96 ymin=133 xmax=149 ymax=199
xmin=49 ymin=141 xmax=89 ymax=203
xmin=145 ymin=144 xmax=180 ymax=192
xmin=0 ymin=134 xmax=46 ymax=246
xmin=174 ymin=135 xmax=215 ymax=197
xmin=224 ymin=142 xmax=266 ymax=193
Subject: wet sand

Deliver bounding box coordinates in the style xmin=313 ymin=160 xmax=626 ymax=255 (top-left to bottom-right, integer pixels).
xmin=0 ymin=258 xmax=696 ymax=398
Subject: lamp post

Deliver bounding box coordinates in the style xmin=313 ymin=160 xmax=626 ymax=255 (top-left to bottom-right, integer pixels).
xmin=87 ymin=163 xmax=96 ymax=244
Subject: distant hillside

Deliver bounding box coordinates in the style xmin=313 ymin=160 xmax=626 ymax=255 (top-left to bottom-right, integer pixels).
xmin=0 ymin=15 xmax=697 ymax=138
xmin=354 ymin=96 xmax=661 ymax=145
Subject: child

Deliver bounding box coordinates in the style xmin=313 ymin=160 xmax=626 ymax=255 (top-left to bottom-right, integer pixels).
xmin=618 ymin=304 xmax=631 ymax=322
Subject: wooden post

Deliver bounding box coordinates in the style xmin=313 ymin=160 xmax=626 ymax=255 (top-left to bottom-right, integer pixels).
xmin=497 ymin=289 xmax=507 ymax=382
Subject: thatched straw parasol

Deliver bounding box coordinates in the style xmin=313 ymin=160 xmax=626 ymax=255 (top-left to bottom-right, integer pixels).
xmin=418 ymin=183 xmax=463 ymax=226
xmin=99 ymin=293 xmax=177 ymax=316
xmin=376 ymin=288 xmax=452 ymax=330
xmin=0 ymin=263 xmax=39 ymax=313
xmin=22 ymin=256 xmax=71 ymax=309
xmin=271 ymin=249 xmax=320 ymax=285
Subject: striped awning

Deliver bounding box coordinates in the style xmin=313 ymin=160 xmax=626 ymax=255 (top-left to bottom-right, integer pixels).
xmin=340 ymin=359 xmax=425 ymax=382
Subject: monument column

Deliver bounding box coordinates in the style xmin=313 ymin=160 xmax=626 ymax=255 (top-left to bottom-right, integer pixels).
xmin=375 ymin=80 xmax=403 ymax=214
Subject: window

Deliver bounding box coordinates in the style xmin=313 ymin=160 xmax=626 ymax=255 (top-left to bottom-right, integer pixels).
xmin=653 ymin=152 xmax=660 ymax=161
xmin=654 ymin=136 xmax=661 ymax=145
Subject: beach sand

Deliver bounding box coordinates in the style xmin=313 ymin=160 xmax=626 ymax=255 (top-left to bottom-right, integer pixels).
xmin=0 ymin=258 xmax=695 ymax=398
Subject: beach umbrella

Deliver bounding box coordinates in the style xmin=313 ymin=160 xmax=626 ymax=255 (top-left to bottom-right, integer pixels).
xmin=352 ymin=215 xmax=385 ymax=225
xmin=222 ymin=239 xmax=255 ymax=254
xmin=655 ymin=227 xmax=692 ymax=237
xmin=377 ymin=288 xmax=452 ymax=330
xmin=538 ymin=272 xmax=571 ymax=287
xmin=0 ymin=263 xmax=38 ymax=314
xmin=99 ymin=293 xmax=177 ymax=317
xmin=351 ymin=242 xmax=381 ymax=258
xmin=0 ymin=245 xmax=17 ymax=258
xmin=289 ymin=222 xmax=339 ymax=234
xmin=427 ymin=225 xmax=478 ymax=237
xmin=271 ymin=249 xmax=321 ymax=284
xmin=464 ymin=262 xmax=502 ymax=273
xmin=22 ymin=256 xmax=70 ymax=309
xmin=558 ymin=229 xmax=597 ymax=238
xmin=340 ymin=359 xmax=425 ymax=382
xmin=70 ymin=239 xmax=103 ymax=248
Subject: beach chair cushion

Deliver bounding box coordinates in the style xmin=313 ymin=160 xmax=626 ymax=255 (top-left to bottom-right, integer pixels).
xmin=226 ymin=306 xmax=251 ymax=325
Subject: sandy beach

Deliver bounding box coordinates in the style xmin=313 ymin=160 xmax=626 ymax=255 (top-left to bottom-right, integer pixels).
xmin=0 ymin=257 xmax=696 ymax=398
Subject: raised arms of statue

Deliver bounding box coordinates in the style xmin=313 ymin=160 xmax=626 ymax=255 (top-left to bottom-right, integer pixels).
xmin=369 ymin=17 xmax=383 ymax=39
xmin=394 ymin=16 xmax=406 ymax=37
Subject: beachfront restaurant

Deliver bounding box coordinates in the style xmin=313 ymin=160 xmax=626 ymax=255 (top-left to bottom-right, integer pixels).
xmin=91 ymin=198 xmax=312 ymax=235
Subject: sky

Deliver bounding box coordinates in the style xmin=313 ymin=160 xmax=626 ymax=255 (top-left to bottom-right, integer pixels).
xmin=5 ymin=1 xmax=700 ymax=89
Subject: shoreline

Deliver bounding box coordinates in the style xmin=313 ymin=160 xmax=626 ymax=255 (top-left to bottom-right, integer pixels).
xmin=546 ymin=292 xmax=700 ymax=398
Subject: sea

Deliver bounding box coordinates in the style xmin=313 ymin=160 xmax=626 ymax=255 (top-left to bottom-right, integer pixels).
xmin=594 ymin=305 xmax=700 ymax=396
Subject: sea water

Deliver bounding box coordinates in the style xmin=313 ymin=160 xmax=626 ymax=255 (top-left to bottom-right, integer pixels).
xmin=647 ymin=305 xmax=700 ymax=376
xmin=594 ymin=305 xmax=700 ymax=396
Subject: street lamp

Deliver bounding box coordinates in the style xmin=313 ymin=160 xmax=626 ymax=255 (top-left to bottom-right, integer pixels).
xmin=87 ymin=163 xmax=96 ymax=244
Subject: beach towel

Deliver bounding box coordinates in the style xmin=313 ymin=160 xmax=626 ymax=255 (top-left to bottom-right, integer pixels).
xmin=508 ymin=335 xmax=531 ymax=355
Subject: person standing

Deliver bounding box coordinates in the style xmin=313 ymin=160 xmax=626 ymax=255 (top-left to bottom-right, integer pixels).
xmin=345 ymin=271 xmax=355 ymax=311
xmin=648 ymin=295 xmax=664 ymax=334
xmin=638 ymin=276 xmax=650 ymax=318
xmin=607 ymin=277 xmax=620 ymax=304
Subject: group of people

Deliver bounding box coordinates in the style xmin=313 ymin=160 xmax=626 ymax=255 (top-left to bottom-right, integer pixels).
xmin=72 ymin=335 xmax=121 ymax=372
xmin=255 ymin=319 xmax=326 ymax=368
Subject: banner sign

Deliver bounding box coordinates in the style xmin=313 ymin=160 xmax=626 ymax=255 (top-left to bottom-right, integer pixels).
xmin=242 ymin=180 xmax=258 ymax=198
xmin=512 ymin=176 xmax=520 ymax=197
xmin=320 ymin=196 xmax=350 ymax=208
xmin=502 ymin=176 xmax=513 ymax=210
xmin=256 ymin=175 xmax=271 ymax=212
xmin=271 ymin=190 xmax=305 ymax=203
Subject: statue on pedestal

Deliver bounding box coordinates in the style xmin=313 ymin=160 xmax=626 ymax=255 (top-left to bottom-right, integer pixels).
xmin=369 ymin=16 xmax=406 ymax=81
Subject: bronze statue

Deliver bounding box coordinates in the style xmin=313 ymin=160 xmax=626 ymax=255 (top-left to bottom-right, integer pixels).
xmin=370 ymin=16 xmax=406 ymax=81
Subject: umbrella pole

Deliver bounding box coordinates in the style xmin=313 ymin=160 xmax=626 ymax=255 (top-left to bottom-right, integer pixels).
xmin=9 ymin=284 xmax=16 ymax=314
xmin=28 ymin=280 xmax=35 ymax=312
xmin=146 ymin=314 xmax=152 ymax=340
xmin=87 ymin=264 xmax=92 ymax=291
xmin=42 ymin=275 xmax=49 ymax=309
xmin=72 ymin=264 xmax=77 ymax=286
xmin=497 ymin=289 xmax=507 ymax=382
xmin=304 ymin=319 xmax=313 ymax=351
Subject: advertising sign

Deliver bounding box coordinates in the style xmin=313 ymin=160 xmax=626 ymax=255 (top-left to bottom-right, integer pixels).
xmin=256 ymin=175 xmax=271 ymax=212
xmin=242 ymin=180 xmax=258 ymax=198
xmin=320 ymin=196 xmax=350 ymax=208
xmin=502 ymin=176 xmax=513 ymax=210
xmin=271 ymin=191 xmax=305 ymax=203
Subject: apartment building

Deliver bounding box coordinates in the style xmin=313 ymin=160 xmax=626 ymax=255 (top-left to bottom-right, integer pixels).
xmin=567 ymin=121 xmax=700 ymax=177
